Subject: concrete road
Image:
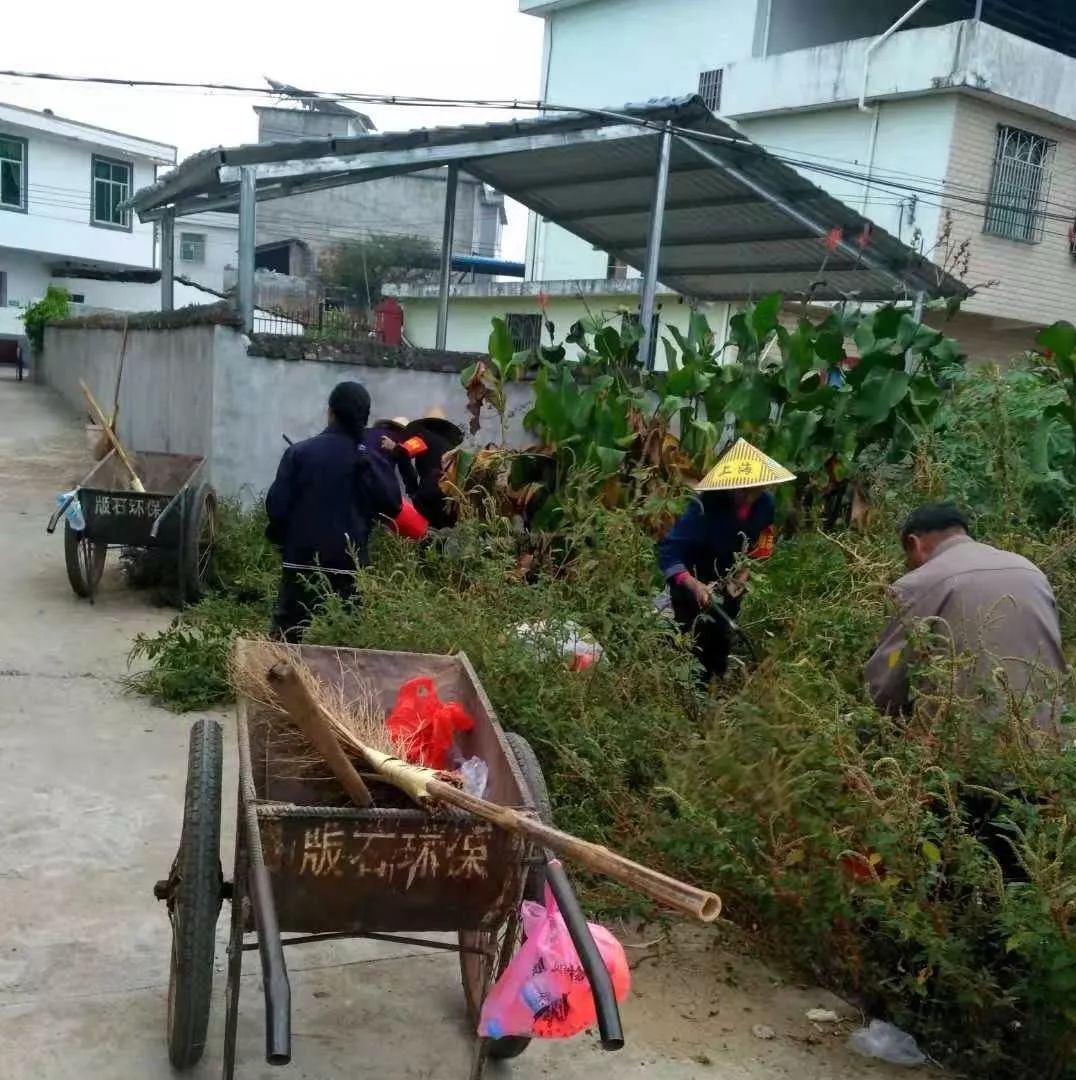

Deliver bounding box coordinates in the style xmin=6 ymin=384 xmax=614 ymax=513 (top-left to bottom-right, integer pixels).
xmin=0 ymin=372 xmax=917 ymax=1080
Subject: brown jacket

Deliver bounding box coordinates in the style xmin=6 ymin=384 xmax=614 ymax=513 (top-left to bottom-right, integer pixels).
xmin=866 ymin=535 xmax=1065 ymax=727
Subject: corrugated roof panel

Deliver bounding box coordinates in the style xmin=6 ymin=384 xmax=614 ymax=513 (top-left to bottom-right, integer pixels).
xmin=128 ymin=95 xmax=967 ymax=302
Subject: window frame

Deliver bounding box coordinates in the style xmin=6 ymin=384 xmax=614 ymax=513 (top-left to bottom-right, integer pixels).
xmin=90 ymin=154 xmax=133 ymax=232
xmin=983 ymin=124 xmax=1056 ymax=245
xmin=698 ymin=68 xmax=724 ymax=113
xmin=179 ymin=231 xmax=207 ymax=265
xmin=0 ymin=133 xmax=28 ymax=214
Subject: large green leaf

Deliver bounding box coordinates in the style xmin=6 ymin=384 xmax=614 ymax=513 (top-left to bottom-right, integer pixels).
xmin=814 ymin=330 xmax=845 ymax=366
xmin=662 ymin=337 xmax=680 ymax=372
xmin=776 ymin=407 xmax=821 ymax=462
xmin=726 ymin=374 xmax=774 ymax=425
xmin=488 ymin=318 xmax=514 ymax=369
xmin=593 ymin=326 xmax=623 ymax=364
xmin=688 ymin=310 xmax=713 ymax=350
xmin=590 ymin=445 xmax=628 ymax=478
xmin=908 ymin=375 xmax=941 ymax=409
xmin=751 ymin=292 xmax=782 ymax=341
xmin=1030 ymin=416 xmax=1053 ymax=477
xmin=1038 ymin=321 xmax=1076 ymax=378
xmin=852 ymin=368 xmax=911 ymax=426
xmin=1038 ymin=321 xmax=1076 ymax=359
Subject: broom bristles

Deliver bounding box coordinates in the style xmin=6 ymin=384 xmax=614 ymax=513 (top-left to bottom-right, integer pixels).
xmin=230 ymin=639 xmax=415 ymax=763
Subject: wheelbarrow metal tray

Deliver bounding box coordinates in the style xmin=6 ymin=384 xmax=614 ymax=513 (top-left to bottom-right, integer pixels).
xmin=77 ymin=449 xmax=205 ymax=547
xmin=241 ymin=645 xmax=531 ymax=937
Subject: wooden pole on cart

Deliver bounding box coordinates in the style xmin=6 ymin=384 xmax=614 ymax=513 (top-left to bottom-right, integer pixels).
xmin=79 ymin=379 xmax=145 ymax=493
xmin=266 ymin=663 xmax=373 ymax=807
xmin=267 ymin=661 xmax=721 ymax=923
xmin=94 ymin=321 xmax=129 ymax=461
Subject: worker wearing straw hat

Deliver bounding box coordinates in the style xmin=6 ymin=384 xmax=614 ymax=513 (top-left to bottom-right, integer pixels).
xmin=658 ymin=439 xmax=795 ymax=683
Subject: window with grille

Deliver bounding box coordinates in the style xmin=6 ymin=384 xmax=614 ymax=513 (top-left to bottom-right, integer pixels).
xmin=984 ymin=125 xmax=1056 ymax=243
xmin=506 ymin=312 xmax=542 ymax=352
xmin=698 ymin=68 xmax=723 ymax=113
xmin=92 ymin=155 xmax=132 ymax=229
xmin=180 ymin=232 xmax=206 ymax=264
xmin=606 ymin=253 xmax=628 ymax=281
xmin=0 ymin=135 xmax=26 ymax=210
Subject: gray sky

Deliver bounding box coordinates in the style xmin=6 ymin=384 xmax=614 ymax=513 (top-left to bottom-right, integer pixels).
xmin=1 ymin=0 xmax=545 ymax=256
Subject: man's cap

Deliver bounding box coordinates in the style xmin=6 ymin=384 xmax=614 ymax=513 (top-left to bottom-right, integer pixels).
xmin=695 ymin=438 xmax=796 ymax=492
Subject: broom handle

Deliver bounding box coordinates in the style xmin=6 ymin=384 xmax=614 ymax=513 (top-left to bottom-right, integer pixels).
xmin=426 ymin=778 xmax=721 ymax=923
xmin=79 ymin=379 xmax=145 ymax=493
xmin=264 ymin=659 xmax=719 ymax=920
xmin=267 ymin=662 xmax=373 ymax=808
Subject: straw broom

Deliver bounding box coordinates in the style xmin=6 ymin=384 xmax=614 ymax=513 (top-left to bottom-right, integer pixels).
xmin=232 ymin=640 xmax=722 ymax=923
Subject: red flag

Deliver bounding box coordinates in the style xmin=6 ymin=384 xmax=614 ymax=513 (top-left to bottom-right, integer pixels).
xmin=823 ymin=227 xmax=843 ymax=252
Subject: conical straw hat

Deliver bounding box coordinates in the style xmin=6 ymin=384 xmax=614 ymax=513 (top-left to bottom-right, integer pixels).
xmin=695 ymin=438 xmax=796 ymax=492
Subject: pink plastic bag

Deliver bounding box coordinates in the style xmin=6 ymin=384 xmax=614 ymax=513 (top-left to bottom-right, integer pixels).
xmin=478 ymin=883 xmax=630 ymax=1041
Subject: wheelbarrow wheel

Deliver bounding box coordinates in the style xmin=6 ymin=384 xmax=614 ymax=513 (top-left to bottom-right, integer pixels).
xmin=64 ymin=522 xmax=106 ymax=601
xmin=459 ymin=731 xmax=551 ymax=1060
xmin=165 ymin=718 xmax=224 ymax=1070
xmin=181 ymin=486 xmax=218 ymax=602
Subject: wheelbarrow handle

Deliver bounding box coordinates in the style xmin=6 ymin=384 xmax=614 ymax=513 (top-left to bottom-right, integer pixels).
xmin=544 ymin=858 xmax=625 ymax=1052
xmin=47 ymin=494 xmax=75 ymax=535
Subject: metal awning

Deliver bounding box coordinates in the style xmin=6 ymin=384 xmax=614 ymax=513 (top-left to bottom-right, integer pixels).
xmin=128 ymin=96 xmax=965 ymax=351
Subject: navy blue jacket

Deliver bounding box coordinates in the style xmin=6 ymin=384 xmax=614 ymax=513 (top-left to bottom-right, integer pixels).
xmin=266 ymin=427 xmax=401 ymax=570
xmin=658 ymin=491 xmax=775 ymax=583
xmin=361 ymin=424 xmax=416 ymax=501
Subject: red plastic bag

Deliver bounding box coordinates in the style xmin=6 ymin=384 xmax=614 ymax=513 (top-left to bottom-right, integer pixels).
xmin=386 ymin=677 xmax=474 ymax=769
xmin=387 ymin=498 xmax=429 ymax=540
xmin=478 ymin=882 xmax=630 ymax=1041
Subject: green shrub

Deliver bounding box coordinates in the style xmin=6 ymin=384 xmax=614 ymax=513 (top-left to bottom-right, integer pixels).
xmin=125 ymin=332 xmax=1076 ymax=1077
xmin=126 ymin=498 xmax=276 ymax=709
xmin=21 ymin=286 xmax=70 ymax=353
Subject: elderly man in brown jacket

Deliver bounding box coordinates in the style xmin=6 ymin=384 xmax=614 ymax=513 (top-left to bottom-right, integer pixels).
xmin=866 ymin=504 xmax=1066 ymax=732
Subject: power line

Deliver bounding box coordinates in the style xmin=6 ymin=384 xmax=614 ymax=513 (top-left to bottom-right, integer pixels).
xmin=6 ymin=66 xmax=1074 ymax=222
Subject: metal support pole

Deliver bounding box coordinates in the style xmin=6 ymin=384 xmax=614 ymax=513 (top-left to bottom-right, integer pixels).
xmin=159 ymin=209 xmax=175 ymax=313
xmin=639 ymin=125 xmax=673 ymax=371
xmin=237 ymin=167 xmax=256 ymax=335
xmin=974 ymin=0 xmax=983 ymax=20
xmin=435 ymin=163 xmax=459 ymax=350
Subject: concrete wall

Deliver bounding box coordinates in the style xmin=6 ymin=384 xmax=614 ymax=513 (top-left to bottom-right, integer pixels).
xmin=39 ymin=320 xmax=532 ymax=500
xmin=943 ymin=95 xmax=1076 ymax=325
xmin=741 ymin=96 xmax=959 ymax=249
xmin=212 ymin=349 xmax=532 ymax=500
xmin=41 ymin=322 xmax=218 ymax=460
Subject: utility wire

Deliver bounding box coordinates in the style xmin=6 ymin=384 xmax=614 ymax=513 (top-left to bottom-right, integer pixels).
xmin=6 ymin=68 xmax=1074 ymax=254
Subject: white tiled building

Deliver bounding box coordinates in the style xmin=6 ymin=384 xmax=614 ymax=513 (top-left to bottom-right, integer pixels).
xmin=0 ymin=103 xmax=241 ymax=359
xmin=0 ymin=102 xmax=176 ymax=344
xmin=511 ymin=0 xmax=1076 ymax=359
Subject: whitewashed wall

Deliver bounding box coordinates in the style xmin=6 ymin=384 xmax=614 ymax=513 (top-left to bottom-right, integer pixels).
xmin=398 ymin=292 xmax=731 ymax=368
xmin=0 ymin=131 xmax=158 ymax=268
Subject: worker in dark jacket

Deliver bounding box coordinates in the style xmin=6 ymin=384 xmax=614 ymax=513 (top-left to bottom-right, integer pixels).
xmin=266 ymin=381 xmax=401 ymax=642
xmin=659 ymin=439 xmax=795 ymax=682
xmin=398 ymin=408 xmax=465 ymax=529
